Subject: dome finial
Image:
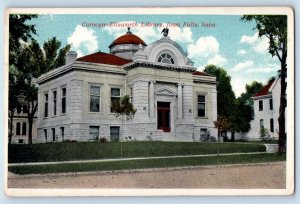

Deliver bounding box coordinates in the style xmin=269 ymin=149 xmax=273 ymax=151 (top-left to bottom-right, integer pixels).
xmin=126 ymin=27 xmax=132 ymax=34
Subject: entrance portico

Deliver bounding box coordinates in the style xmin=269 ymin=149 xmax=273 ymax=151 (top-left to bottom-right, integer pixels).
xmin=154 ymin=86 xmax=177 ymax=134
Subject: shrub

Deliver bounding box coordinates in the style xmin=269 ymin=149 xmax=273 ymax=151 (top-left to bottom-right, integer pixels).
xmin=99 ymin=137 xmax=107 ymax=143
xmin=260 ymin=128 xmax=271 ymax=142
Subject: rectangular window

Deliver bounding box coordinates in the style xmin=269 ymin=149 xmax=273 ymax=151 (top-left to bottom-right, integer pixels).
xmin=89 ymin=126 xmax=99 ymax=140
xmin=259 ymin=100 xmax=263 ymax=111
xmin=270 ymin=118 xmax=274 ymax=132
xmin=269 ymin=99 xmax=273 ymax=110
xmin=23 ymin=104 xmax=28 ymax=113
xmin=52 ymin=128 xmax=55 ymax=142
xmin=61 ymin=87 xmax=66 ymax=114
xmin=111 ymin=88 xmax=121 ymax=112
xmin=90 ymin=86 xmax=100 ymax=112
xmin=110 ymin=126 xmax=120 ymax=141
xmin=130 ymin=87 xmax=133 ymax=103
xmin=22 ymin=122 xmax=26 ymax=135
xmin=44 ymin=129 xmax=48 ymax=141
xmin=44 ymin=93 xmax=49 ymax=117
xmin=16 ymin=122 xmax=21 ymax=135
xmin=60 ymin=127 xmax=65 ymax=141
xmin=200 ymin=128 xmax=207 ymax=141
xmin=260 ymin=119 xmax=264 ymax=129
xmin=17 ymin=104 xmax=21 ymax=114
xmin=197 ymin=95 xmax=206 ymax=117
xmin=53 ymin=90 xmax=57 ymax=116
xmin=18 ymin=139 xmax=24 ymax=144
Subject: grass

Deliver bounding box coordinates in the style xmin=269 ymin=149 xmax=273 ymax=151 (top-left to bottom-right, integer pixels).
xmin=8 ymin=141 xmax=266 ymax=163
xmin=235 ymin=140 xmax=279 ymax=144
xmin=8 ymin=153 xmax=286 ymax=175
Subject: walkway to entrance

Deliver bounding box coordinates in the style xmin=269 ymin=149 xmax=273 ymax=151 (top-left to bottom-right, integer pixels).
xmin=8 ymin=152 xmax=271 ymax=167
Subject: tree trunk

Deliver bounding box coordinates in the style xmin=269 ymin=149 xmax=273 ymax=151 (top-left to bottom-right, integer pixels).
xmin=278 ymin=62 xmax=287 ymax=152
xmin=231 ymin=131 xmax=235 ymax=142
xmin=224 ymin=131 xmax=228 ymax=142
xmin=28 ymin=116 xmax=33 ymax=144
xmin=8 ymin=111 xmax=14 ymax=144
xmin=27 ymin=101 xmax=37 ymax=145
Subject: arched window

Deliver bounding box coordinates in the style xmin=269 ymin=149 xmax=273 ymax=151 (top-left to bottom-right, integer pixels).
xmin=158 ymin=53 xmax=175 ymax=64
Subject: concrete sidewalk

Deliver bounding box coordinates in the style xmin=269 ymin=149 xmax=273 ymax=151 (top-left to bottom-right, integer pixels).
xmin=8 ymin=151 xmax=272 ymax=166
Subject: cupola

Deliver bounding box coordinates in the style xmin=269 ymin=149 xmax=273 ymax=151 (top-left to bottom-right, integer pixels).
xmin=109 ymin=27 xmax=147 ymax=60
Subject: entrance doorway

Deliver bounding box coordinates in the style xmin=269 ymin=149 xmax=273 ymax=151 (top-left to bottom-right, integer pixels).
xmin=157 ymin=102 xmax=171 ymax=132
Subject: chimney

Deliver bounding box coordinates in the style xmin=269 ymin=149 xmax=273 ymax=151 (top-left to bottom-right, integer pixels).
xmin=65 ymin=51 xmax=78 ymax=65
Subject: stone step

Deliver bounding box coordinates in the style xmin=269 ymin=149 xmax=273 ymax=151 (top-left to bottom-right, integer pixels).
xmin=264 ymin=144 xmax=278 ymax=153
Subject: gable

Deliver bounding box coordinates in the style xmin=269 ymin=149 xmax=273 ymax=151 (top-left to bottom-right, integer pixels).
xmin=154 ymin=87 xmax=177 ymax=96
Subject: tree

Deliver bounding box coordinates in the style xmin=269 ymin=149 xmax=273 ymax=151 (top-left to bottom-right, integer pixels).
xmin=111 ymin=95 xmax=137 ymax=141
xmin=111 ymin=95 xmax=136 ymax=120
xmin=239 ymin=81 xmax=264 ymax=107
xmin=214 ymin=116 xmax=231 ymax=141
xmin=241 ymin=15 xmax=287 ymax=152
xmin=9 ymin=15 xmax=37 ymax=66
xmin=15 ymin=37 xmax=70 ymax=144
xmin=8 ymin=66 xmax=21 ymax=144
xmin=229 ymin=99 xmax=252 ymax=141
xmin=204 ymin=65 xmax=236 ymax=117
xmin=233 ymin=81 xmax=264 ymax=132
xmin=204 ymin=65 xmax=236 ymax=140
xmin=8 ymin=14 xmax=37 ymax=144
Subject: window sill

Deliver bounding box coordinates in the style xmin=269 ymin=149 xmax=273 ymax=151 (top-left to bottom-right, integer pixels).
xmin=196 ymin=117 xmax=208 ymax=119
xmin=88 ymin=111 xmax=103 ymax=114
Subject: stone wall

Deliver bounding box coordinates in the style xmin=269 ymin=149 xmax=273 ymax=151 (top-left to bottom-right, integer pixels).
xmin=36 ymin=62 xmax=217 ymax=143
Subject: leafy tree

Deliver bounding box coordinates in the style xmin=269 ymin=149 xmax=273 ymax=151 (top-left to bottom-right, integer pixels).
xmin=111 ymin=95 xmax=136 ymax=141
xmin=9 ymin=14 xmax=37 ymax=66
xmin=213 ymin=116 xmax=231 ymax=141
xmin=111 ymin=95 xmax=136 ymax=120
xmin=204 ymin=65 xmax=236 ymax=140
xmin=229 ymin=100 xmax=251 ymax=141
xmin=241 ymin=15 xmax=287 ymax=152
xmin=8 ymin=66 xmax=21 ymax=144
xmin=204 ymin=65 xmax=236 ymax=118
xmin=8 ymin=14 xmax=37 ymax=144
xmin=239 ymin=81 xmax=264 ymax=107
xmin=260 ymin=127 xmax=271 ymax=142
xmin=229 ymin=81 xmax=264 ymax=141
xmin=15 ymin=37 xmax=70 ymax=144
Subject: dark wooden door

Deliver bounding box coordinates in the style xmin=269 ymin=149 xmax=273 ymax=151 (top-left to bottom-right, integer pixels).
xmin=157 ymin=102 xmax=170 ymax=132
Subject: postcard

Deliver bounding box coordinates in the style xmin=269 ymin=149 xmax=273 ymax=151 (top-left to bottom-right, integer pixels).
xmin=4 ymin=7 xmax=294 ymax=196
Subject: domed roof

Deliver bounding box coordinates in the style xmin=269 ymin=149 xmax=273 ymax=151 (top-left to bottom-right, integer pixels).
xmin=109 ymin=27 xmax=147 ymax=48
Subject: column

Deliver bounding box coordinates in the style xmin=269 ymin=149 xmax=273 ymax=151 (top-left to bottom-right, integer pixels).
xmin=177 ymin=83 xmax=183 ymax=119
xmin=149 ymin=80 xmax=155 ymax=118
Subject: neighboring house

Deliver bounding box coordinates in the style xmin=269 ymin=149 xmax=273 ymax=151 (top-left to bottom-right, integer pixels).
xmin=8 ymin=96 xmax=38 ymax=144
xmin=241 ymin=76 xmax=285 ymax=140
xmin=36 ymin=28 xmax=218 ymax=142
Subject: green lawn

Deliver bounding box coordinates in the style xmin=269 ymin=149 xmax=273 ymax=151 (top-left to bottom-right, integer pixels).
xmin=8 ymin=141 xmax=266 ymax=163
xmin=8 ymin=153 xmax=286 ymax=175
